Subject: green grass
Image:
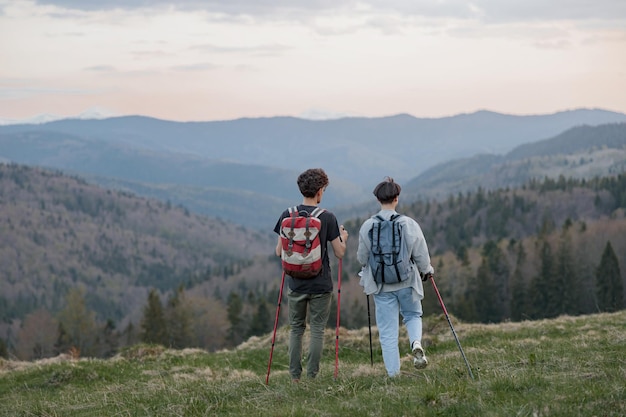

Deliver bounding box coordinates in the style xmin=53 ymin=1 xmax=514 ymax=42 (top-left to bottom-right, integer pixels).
xmin=2 ymin=311 xmax=625 ymax=416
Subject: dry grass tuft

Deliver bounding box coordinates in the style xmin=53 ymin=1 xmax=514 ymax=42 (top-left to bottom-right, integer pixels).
xmin=0 ymin=353 xmax=74 ymax=374
xmin=350 ymin=363 xmax=385 ymax=378
xmin=164 ymin=348 xmax=207 ymax=357
xmin=118 ymin=344 xmax=166 ymax=360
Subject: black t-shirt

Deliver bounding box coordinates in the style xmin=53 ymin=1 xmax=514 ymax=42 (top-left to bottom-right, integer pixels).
xmin=274 ymin=204 xmax=341 ymax=294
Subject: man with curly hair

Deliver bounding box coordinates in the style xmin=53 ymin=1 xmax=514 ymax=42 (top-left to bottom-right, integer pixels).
xmin=274 ymin=168 xmax=349 ymax=382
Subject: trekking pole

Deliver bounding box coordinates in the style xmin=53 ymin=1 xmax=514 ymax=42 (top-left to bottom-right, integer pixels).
xmin=366 ymin=294 xmax=373 ymax=366
xmin=265 ymin=271 xmax=286 ymax=385
xmin=429 ymin=274 xmax=475 ymax=380
xmin=334 ymin=258 xmax=343 ymax=380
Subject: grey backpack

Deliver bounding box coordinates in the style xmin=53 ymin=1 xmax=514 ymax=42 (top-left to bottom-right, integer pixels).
xmin=368 ymin=214 xmax=413 ymax=284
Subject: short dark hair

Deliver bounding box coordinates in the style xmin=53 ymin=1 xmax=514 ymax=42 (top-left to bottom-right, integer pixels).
xmin=373 ymin=177 xmax=401 ymax=204
xmin=297 ymin=168 xmax=329 ymax=198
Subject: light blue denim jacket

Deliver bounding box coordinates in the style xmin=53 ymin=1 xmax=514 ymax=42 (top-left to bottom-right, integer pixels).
xmin=357 ymin=209 xmax=434 ymax=297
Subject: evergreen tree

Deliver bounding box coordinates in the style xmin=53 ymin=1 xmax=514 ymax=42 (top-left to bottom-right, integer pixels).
xmin=554 ymin=230 xmax=580 ymax=315
xmin=226 ymin=291 xmax=245 ymax=346
xmin=474 ymin=241 xmax=510 ymax=322
xmin=122 ymin=322 xmax=139 ymax=347
xmin=529 ymin=240 xmax=555 ymax=319
xmin=486 ymin=241 xmax=510 ymax=320
xmin=510 ymin=242 xmax=528 ymax=321
xmin=55 ymin=322 xmax=71 ymax=355
xmin=474 ymin=256 xmax=498 ymax=323
xmin=595 ymin=241 xmax=624 ymax=312
xmin=247 ymin=298 xmax=271 ymax=337
xmin=456 ymin=245 xmax=469 ymax=266
xmin=140 ymin=289 xmax=168 ymax=345
xmin=96 ymin=319 xmax=119 ymax=358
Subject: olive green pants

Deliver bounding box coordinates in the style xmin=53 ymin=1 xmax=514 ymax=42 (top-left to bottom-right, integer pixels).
xmin=287 ymin=290 xmax=332 ymax=380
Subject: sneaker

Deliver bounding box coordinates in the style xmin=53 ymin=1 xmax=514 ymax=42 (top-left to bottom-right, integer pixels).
xmin=412 ymin=340 xmax=428 ymax=369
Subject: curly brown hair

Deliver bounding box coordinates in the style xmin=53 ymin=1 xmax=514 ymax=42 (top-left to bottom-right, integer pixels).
xmin=297 ymin=168 xmax=329 ymax=198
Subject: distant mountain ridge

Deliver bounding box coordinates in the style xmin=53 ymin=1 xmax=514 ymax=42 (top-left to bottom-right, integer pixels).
xmin=0 ymin=108 xmax=115 ymax=126
xmin=3 ymin=108 xmax=625 ymax=184
xmin=404 ymin=123 xmax=626 ymax=199
xmin=1 ymin=108 xmax=626 ymax=228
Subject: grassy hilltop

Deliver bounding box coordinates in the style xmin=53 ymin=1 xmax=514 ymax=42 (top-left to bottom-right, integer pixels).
xmin=1 ymin=311 xmax=625 ymax=417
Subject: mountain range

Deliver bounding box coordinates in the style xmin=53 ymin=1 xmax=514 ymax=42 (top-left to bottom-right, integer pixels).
xmin=1 ymin=108 xmax=625 ymax=228
xmin=404 ymin=122 xmax=626 ymax=200
xmin=1 ymin=106 xmax=626 ymax=353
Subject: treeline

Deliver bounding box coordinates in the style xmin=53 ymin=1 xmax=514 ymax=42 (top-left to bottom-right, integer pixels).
xmin=436 ymin=235 xmax=624 ymax=324
xmin=406 ymin=173 xmax=626 ymax=255
xmin=1 ymin=252 xmax=360 ymax=360
xmin=2 ymin=228 xmax=622 ymax=360
xmin=0 ymin=283 xmax=280 ymax=361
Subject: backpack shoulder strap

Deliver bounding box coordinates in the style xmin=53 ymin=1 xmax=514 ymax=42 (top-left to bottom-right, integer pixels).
xmin=370 ymin=216 xmax=383 ymax=250
xmin=311 ymin=207 xmax=325 ymax=218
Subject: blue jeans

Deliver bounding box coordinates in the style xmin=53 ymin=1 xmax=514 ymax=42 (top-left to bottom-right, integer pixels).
xmin=373 ymin=287 xmax=423 ymax=377
xmin=287 ymin=290 xmax=332 ymax=380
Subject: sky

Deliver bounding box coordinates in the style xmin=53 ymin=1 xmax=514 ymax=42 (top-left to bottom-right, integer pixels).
xmin=1 ymin=0 xmax=626 ymax=122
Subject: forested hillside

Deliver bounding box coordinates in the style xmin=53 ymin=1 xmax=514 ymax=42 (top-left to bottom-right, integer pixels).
xmin=0 ymin=163 xmax=624 ymax=363
xmin=0 ymin=163 xmax=277 ymax=359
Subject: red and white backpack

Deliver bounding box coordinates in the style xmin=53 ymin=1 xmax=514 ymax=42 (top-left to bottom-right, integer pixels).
xmin=279 ymin=206 xmax=325 ymax=279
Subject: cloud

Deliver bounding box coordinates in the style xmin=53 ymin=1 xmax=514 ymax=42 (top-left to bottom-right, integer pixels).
xmin=189 ymin=43 xmax=291 ymax=56
xmin=31 ymin=0 xmax=626 ymax=24
xmin=22 ymin=1 xmax=626 ymax=46
xmin=5 ymin=0 xmax=625 ymax=121
xmin=479 ymin=0 xmax=626 ymax=22
xmin=32 ymin=0 xmax=342 ymax=14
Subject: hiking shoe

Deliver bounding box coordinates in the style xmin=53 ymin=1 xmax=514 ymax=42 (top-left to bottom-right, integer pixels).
xmin=412 ymin=340 xmax=428 ymax=369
